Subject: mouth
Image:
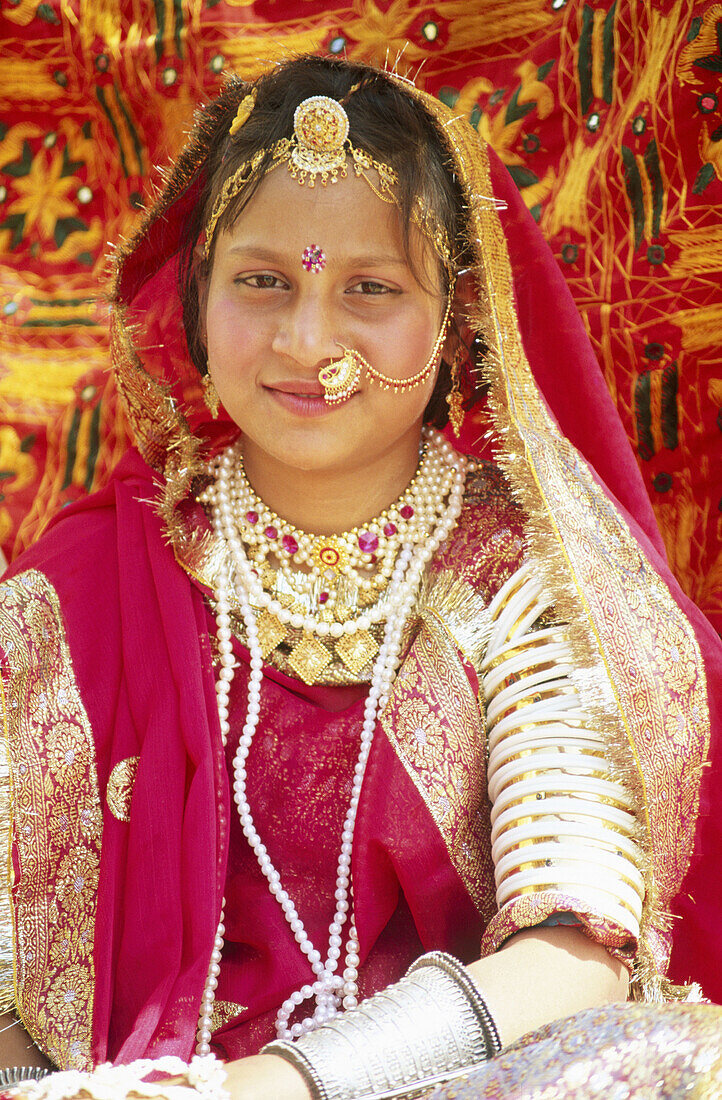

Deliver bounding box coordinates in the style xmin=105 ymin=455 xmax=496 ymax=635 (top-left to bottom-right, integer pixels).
xmin=268 ymin=380 xmax=326 ymax=397
xmin=264 ymin=382 xmax=348 ymax=417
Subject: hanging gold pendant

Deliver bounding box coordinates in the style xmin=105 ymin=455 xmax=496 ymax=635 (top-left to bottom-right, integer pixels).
xmin=446 ymin=346 xmax=465 ymax=437
xmin=335 ymin=630 xmax=379 ymax=676
xmin=318 ymin=350 xmax=364 ymax=405
xmin=446 ymin=386 xmax=464 ymax=437
xmin=203 ymin=373 xmax=220 ymax=418
xmin=287 ymin=633 xmax=334 ymax=685
xmin=257 ymin=611 xmax=288 ymax=659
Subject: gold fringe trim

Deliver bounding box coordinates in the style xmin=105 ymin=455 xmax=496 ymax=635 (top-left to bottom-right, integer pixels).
xmin=418 ymin=572 xmax=492 ymax=674
xmin=110 ymin=306 xmax=209 ymax=553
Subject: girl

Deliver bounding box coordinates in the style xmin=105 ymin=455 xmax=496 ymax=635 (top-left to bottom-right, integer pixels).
xmin=0 ymin=54 xmax=719 ymax=1100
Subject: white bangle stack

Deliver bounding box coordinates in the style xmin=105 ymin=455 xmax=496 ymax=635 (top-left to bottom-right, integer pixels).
xmin=483 ymin=562 xmax=644 ymax=937
xmin=263 ymin=952 xmax=501 ymax=1100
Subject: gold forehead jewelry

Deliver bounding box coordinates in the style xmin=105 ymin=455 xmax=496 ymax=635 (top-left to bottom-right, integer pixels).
xmin=229 ymin=89 xmax=257 ymax=136
xmin=204 ymin=93 xmax=452 ymax=268
xmin=318 ymin=290 xmax=454 ymax=406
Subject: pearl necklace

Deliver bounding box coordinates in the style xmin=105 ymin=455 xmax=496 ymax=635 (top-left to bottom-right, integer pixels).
xmin=223 ymin=430 xmax=455 ymax=622
xmin=195 ymin=439 xmax=467 ymax=1054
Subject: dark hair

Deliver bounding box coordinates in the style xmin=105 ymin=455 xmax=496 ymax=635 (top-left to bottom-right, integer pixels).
xmin=178 ymin=55 xmax=485 ymax=427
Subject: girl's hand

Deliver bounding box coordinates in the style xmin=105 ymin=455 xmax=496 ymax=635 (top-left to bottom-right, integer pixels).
xmin=223 ymin=1054 xmax=310 ymax=1100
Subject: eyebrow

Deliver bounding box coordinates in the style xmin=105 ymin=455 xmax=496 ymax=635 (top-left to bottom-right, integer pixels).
xmin=226 ymin=244 xmax=407 ymax=268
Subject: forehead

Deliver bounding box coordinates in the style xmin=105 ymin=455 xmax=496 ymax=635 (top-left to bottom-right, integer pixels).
xmin=215 ymin=165 xmax=411 ymax=262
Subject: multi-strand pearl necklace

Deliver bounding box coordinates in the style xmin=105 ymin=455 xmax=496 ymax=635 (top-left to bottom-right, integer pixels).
xmin=201 ymin=428 xmax=456 ymax=630
xmin=195 ymin=436 xmax=467 ymax=1054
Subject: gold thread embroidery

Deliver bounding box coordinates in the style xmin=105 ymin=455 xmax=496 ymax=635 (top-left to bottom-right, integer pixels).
xmin=209 ymin=999 xmax=247 ymax=1032
xmin=0 ymin=570 xmax=102 ymax=1069
xmin=0 ymin=673 xmax=15 ymax=1013
xmin=106 ymin=756 xmax=140 ymax=824
xmin=381 ymin=613 xmax=495 ymax=920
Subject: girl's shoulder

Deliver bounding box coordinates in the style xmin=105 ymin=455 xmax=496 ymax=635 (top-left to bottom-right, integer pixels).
xmin=431 ymin=458 xmax=526 ymax=605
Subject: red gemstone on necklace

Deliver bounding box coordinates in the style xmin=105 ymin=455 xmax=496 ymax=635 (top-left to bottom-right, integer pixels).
xmin=358 ymin=531 xmax=379 ymax=553
xmin=246 ymin=510 xmax=259 ymax=524
xmin=383 ymin=522 xmax=397 ymax=536
xmin=282 ymin=534 xmax=299 ymax=554
xmin=319 ymin=592 xmax=329 ymax=603
xmin=264 ymin=525 xmax=278 ymax=539
xmin=399 ymin=505 xmax=414 ymax=520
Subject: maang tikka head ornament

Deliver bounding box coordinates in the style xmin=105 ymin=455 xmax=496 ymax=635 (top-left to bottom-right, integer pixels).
xmin=204 ymin=87 xmax=455 ymax=407
xmin=204 ymin=90 xmax=403 ymax=255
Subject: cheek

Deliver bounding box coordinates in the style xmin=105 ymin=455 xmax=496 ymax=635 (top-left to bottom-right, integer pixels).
xmin=206 ymin=296 xmax=265 ymax=372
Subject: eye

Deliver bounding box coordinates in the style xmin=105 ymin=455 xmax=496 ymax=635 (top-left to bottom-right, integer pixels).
xmin=347 ymin=280 xmax=399 ymax=296
xmin=235 ymin=273 xmax=289 ymax=290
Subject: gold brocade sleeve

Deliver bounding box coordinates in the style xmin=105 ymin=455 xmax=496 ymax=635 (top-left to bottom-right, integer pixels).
xmin=0 ymin=570 xmax=103 ymax=1070
xmin=380 ymin=577 xmax=496 ymax=923
xmin=0 ymin=676 xmax=14 ymax=1013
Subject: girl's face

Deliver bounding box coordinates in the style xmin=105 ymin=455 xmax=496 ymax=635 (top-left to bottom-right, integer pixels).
xmin=204 ymin=166 xmax=448 ymax=486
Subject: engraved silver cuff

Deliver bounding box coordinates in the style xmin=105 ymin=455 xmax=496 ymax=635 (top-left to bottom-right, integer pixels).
xmin=263 ymin=951 xmax=500 ymax=1100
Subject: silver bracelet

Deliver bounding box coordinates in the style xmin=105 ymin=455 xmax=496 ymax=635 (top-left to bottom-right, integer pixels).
xmin=263 ymin=951 xmax=501 ymax=1100
xmin=0 ymin=1068 xmax=51 ymax=1090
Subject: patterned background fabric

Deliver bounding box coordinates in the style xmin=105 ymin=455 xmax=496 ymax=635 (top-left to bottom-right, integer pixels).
xmin=1 ymin=0 xmax=721 ymax=634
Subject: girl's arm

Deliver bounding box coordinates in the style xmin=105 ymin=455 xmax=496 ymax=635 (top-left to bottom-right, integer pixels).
xmin=226 ymin=924 xmax=628 ymax=1100
xmin=0 ymin=1011 xmax=54 ymax=1071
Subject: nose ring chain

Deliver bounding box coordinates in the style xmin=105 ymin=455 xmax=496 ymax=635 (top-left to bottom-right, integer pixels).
xmin=318 ymin=291 xmax=453 ymax=406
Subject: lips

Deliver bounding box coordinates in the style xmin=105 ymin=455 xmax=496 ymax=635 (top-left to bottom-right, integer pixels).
xmin=266 ymin=379 xmax=325 ymax=397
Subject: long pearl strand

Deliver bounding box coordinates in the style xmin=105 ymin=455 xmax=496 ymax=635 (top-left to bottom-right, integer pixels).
xmin=195 ymin=440 xmax=467 ymax=1052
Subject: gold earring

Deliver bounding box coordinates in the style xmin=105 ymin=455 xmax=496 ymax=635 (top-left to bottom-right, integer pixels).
xmin=446 ymin=346 xmax=465 ymax=437
xmin=203 ymin=373 xmax=220 ymax=418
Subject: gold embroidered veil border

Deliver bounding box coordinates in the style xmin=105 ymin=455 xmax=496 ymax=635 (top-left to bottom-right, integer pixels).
xmin=396 ymin=80 xmax=711 ymax=1001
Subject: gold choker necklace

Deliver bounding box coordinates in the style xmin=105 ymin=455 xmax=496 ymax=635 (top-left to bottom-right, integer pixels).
xmin=201 ymin=427 xmax=467 ymax=683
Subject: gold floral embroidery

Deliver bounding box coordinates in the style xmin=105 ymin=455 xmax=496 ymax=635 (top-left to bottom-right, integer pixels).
xmin=47 ymin=721 xmax=90 ymax=783
xmin=0 ymin=569 xmax=102 ymax=1069
xmin=381 ymin=614 xmax=496 ymax=920
xmin=106 ymin=756 xmax=140 ymax=823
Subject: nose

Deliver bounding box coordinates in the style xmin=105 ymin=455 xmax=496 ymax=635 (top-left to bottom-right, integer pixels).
xmin=271 ymin=289 xmax=339 ymax=372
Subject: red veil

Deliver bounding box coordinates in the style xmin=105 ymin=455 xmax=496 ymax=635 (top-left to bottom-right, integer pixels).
xmin=1 ymin=69 xmax=720 ymax=1069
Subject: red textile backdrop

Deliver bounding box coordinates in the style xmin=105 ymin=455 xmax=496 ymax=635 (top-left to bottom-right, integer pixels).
xmin=1 ymin=0 xmax=721 ymax=634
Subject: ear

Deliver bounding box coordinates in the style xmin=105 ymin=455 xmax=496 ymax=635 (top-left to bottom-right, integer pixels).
xmin=441 ymin=269 xmax=477 ymax=363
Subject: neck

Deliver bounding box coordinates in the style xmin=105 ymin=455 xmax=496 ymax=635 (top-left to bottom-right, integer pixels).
xmin=240 ymin=433 xmax=425 ymax=535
